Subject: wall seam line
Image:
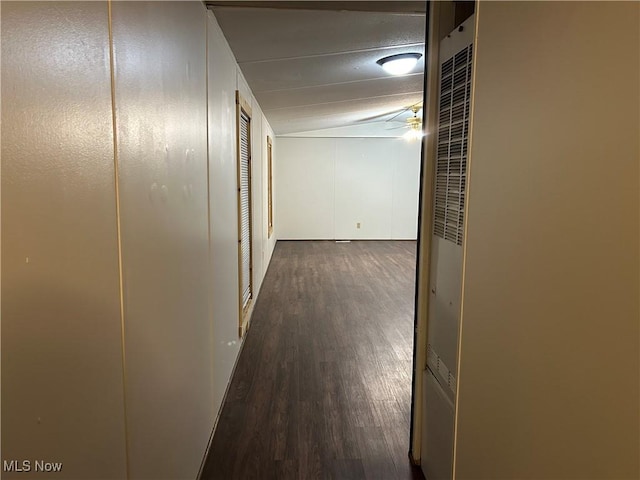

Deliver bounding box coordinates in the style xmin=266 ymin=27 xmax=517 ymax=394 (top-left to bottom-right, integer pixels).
xmin=197 ymin=9 xmax=217 ymax=480
xmin=107 ymin=2 xmax=131 ymax=478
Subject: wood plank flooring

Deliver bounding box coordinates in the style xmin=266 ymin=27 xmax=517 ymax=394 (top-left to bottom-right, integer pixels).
xmin=201 ymin=240 xmax=423 ymax=480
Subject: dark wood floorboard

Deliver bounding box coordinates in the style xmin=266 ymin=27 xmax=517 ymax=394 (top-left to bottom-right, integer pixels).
xmin=201 ymin=240 xmax=424 ymax=480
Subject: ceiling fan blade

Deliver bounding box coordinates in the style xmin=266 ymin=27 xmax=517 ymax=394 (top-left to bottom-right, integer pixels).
xmin=356 ymin=107 xmax=407 ymax=123
xmin=386 ymin=109 xmax=410 ymax=123
xmin=385 ymin=100 xmax=424 ymax=123
xmin=355 ymin=100 xmax=424 ymax=125
xmin=387 ymin=117 xmax=410 ymax=124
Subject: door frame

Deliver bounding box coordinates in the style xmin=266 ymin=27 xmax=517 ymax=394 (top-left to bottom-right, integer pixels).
xmin=410 ymin=0 xmax=456 ymax=465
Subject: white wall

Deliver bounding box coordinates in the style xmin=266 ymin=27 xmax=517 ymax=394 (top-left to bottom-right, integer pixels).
xmin=252 ymin=100 xmax=265 ymax=295
xmin=276 ymin=138 xmax=336 ymax=239
xmin=252 ymin=102 xmax=278 ymax=290
xmin=263 ymin=118 xmax=277 ymax=267
xmin=276 ymin=137 xmax=421 ymax=240
xmin=207 ymin=10 xmax=277 ymax=424
xmin=453 ymin=2 xmax=639 ymax=478
xmin=1 ymin=3 xmax=278 ymax=479
xmin=1 ymin=3 xmax=128 ymax=478
xmin=206 ymin=10 xmax=243 ymax=430
xmin=111 ymin=2 xmax=212 ymax=478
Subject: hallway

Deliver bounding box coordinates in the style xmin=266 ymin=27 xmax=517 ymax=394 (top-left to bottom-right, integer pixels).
xmin=201 ymin=240 xmax=423 ymax=479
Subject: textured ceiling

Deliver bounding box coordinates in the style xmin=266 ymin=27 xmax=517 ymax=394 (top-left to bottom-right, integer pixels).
xmin=208 ymin=2 xmax=426 ymax=134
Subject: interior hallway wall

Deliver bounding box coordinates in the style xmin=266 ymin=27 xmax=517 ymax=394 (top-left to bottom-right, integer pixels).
xmin=1 ymin=2 xmax=128 ymax=478
xmin=262 ymin=118 xmax=277 ymax=276
xmin=1 ymin=2 xmax=277 ymax=478
xmin=276 ymin=137 xmax=421 ymax=240
xmin=454 ymin=2 xmax=639 ymax=478
xmin=207 ymin=10 xmax=243 ymax=422
xmin=110 ymin=2 xmax=213 ymax=478
xmin=207 ymin=11 xmax=277 ymax=417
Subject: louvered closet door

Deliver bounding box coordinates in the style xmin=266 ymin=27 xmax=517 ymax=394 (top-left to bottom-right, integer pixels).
xmin=239 ymin=111 xmax=252 ymax=309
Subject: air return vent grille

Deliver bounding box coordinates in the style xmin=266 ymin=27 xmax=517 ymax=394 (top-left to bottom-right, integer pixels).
xmin=427 ymin=343 xmax=457 ymax=397
xmin=433 ymin=44 xmax=473 ymax=246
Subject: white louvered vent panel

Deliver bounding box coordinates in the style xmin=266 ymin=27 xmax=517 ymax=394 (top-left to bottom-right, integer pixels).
xmin=433 ymin=44 xmax=473 ymax=246
xmin=427 ymin=344 xmax=437 ymax=369
xmin=239 ymin=112 xmax=252 ymax=308
xmin=448 ymin=372 xmax=457 ymax=395
xmin=427 ymin=343 xmax=457 ymax=397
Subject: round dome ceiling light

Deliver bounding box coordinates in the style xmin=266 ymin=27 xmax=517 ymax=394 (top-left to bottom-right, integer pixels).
xmin=376 ymin=53 xmax=422 ymax=76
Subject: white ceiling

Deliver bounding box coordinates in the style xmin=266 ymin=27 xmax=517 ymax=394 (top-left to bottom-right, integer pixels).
xmin=208 ymin=2 xmax=426 ymax=134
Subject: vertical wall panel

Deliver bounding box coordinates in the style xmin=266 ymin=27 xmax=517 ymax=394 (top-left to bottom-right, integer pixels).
xmin=110 ymin=2 xmax=212 ymax=478
xmin=276 ymin=137 xmax=420 ymax=240
xmin=276 ymin=138 xmax=337 ymax=239
xmin=2 ymin=4 xmax=278 ymax=477
xmin=1 ymin=2 xmax=127 ymax=478
xmin=391 ymin=140 xmax=421 ymax=239
xmin=455 ymin=2 xmax=639 ymax=478
xmin=207 ymin=11 xmax=278 ymax=420
xmin=334 ymin=138 xmax=395 ymax=239
xmin=251 ymin=101 xmax=264 ymax=296
xmin=237 ymin=70 xmax=253 ymax=111
xmin=207 ymin=11 xmax=242 ymax=416
xmin=263 ymin=117 xmax=278 ymax=266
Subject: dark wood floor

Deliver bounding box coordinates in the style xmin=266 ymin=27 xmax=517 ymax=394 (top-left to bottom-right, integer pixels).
xmin=201 ymin=240 xmax=423 ymax=480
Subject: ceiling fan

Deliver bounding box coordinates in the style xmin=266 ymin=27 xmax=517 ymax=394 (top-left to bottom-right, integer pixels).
xmin=385 ymin=102 xmax=424 ymax=139
xmin=353 ymin=101 xmax=424 ymax=139
xmin=355 ymin=101 xmax=421 ymax=123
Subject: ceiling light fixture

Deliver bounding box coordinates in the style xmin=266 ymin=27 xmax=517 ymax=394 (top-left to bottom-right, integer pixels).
xmin=403 ymin=124 xmax=424 ymax=141
xmin=377 ymin=53 xmax=422 ymax=76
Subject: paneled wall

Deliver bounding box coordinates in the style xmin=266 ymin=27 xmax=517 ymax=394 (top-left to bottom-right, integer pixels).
xmin=207 ymin=10 xmax=244 ymax=421
xmin=276 ymin=137 xmax=420 ymax=240
xmin=1 ymin=2 xmax=277 ymax=478
xmin=453 ymin=2 xmax=639 ymax=478
xmin=206 ymin=10 xmax=277 ymax=421
xmin=110 ymin=2 xmax=212 ymax=478
xmin=1 ymin=2 xmax=127 ymax=479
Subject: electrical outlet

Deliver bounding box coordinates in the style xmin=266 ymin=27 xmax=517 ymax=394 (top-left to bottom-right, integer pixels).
xmin=356 ymin=222 xmax=361 ymax=229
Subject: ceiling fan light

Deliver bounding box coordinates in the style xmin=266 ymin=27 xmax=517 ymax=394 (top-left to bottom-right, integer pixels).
xmin=403 ymin=128 xmax=424 ymax=141
xmin=377 ymin=53 xmax=422 ymax=76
